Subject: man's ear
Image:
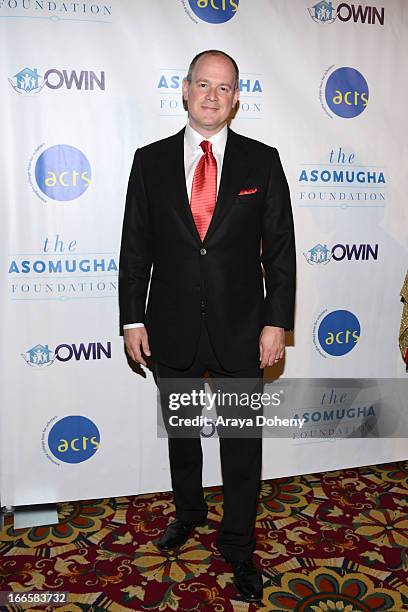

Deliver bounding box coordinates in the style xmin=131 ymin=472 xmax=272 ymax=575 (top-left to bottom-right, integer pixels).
xmin=233 ymin=88 xmax=240 ymax=107
xmin=182 ymin=78 xmax=189 ymax=102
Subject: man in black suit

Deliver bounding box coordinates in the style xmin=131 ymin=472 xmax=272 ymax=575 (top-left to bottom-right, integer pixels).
xmin=119 ymin=49 xmax=296 ymax=601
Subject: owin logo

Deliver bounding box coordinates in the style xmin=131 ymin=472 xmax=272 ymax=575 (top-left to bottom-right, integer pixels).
xmin=29 ymin=144 xmax=91 ymax=202
xmin=184 ymin=0 xmax=239 ymax=23
xmin=308 ymin=1 xmax=385 ymax=26
xmin=9 ymin=67 xmax=105 ymax=95
xmin=45 ymin=415 xmax=100 ymax=465
xmin=314 ymin=309 xmax=360 ymax=357
xmin=304 ymin=243 xmax=379 ymax=265
xmin=321 ymin=66 xmax=369 ymax=118
xmin=21 ymin=341 xmax=112 ymax=368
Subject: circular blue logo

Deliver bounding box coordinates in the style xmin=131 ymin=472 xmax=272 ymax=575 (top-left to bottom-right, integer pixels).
xmin=325 ymin=67 xmax=369 ymax=118
xmin=35 ymin=144 xmax=91 ymax=201
xmin=188 ymin=0 xmax=239 ymax=23
xmin=48 ymin=415 xmax=100 ymax=463
xmin=318 ymin=310 xmax=361 ymax=356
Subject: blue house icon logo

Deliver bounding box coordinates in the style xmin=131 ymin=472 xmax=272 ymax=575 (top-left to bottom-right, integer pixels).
xmin=21 ymin=344 xmax=55 ymax=367
xmin=304 ymin=243 xmax=332 ymax=265
xmin=308 ymin=1 xmax=337 ymax=24
xmin=9 ymin=67 xmax=44 ymax=94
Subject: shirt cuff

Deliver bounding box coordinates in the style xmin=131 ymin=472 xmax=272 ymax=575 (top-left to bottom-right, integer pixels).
xmin=123 ymin=323 xmax=145 ymax=329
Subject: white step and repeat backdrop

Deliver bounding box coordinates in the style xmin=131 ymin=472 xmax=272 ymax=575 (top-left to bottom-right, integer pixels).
xmin=1 ymin=0 xmax=407 ymax=507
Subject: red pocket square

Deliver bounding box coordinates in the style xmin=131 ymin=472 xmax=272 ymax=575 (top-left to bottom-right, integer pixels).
xmin=238 ymin=188 xmax=258 ymax=196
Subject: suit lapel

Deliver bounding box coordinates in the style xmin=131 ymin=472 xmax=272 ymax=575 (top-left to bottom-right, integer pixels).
xmin=169 ymin=127 xmax=251 ymax=244
xmin=168 ymin=128 xmax=202 ymax=243
xmin=203 ymin=129 xmax=250 ymax=244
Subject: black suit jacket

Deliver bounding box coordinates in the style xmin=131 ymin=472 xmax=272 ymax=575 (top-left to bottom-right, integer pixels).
xmin=119 ymin=127 xmax=296 ymax=371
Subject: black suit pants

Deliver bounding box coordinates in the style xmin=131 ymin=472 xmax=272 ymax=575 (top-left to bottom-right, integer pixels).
xmin=155 ymin=315 xmax=263 ymax=562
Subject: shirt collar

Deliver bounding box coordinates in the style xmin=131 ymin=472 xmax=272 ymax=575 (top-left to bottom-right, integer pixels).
xmin=184 ymin=122 xmax=228 ymax=156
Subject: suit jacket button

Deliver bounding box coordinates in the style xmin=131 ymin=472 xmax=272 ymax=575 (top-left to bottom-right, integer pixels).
xmin=200 ymin=248 xmax=207 ymax=255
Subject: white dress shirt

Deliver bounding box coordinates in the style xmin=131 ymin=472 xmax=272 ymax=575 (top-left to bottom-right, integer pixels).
xmin=123 ymin=122 xmax=228 ymax=330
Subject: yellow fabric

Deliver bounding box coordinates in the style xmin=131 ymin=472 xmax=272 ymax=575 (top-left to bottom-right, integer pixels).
xmin=400 ymin=272 xmax=408 ymax=364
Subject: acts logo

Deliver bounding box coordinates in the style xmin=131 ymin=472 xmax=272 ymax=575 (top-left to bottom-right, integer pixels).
xmin=320 ymin=66 xmax=369 ymax=119
xmin=313 ymin=309 xmax=361 ymax=357
xmin=182 ymin=0 xmax=239 ymax=24
xmin=42 ymin=415 xmax=100 ymax=465
xmin=29 ymin=144 xmax=91 ymax=202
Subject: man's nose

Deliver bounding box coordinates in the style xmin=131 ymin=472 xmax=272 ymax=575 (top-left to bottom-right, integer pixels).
xmin=205 ymin=86 xmax=217 ymax=100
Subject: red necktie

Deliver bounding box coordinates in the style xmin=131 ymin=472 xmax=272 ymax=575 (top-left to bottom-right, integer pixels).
xmin=190 ymin=140 xmax=217 ymax=241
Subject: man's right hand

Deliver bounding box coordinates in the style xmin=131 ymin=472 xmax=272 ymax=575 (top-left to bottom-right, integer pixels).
xmin=124 ymin=327 xmax=151 ymax=366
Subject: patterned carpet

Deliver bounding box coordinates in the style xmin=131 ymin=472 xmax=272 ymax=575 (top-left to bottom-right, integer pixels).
xmin=0 ymin=461 xmax=407 ymax=611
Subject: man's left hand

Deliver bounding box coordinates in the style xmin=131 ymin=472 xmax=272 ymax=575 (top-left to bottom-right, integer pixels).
xmin=259 ymin=326 xmax=285 ymax=368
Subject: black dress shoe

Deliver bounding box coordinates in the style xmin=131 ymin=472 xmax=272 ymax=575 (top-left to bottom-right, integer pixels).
xmin=230 ymin=558 xmax=263 ymax=602
xmin=157 ymin=518 xmax=206 ymax=551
